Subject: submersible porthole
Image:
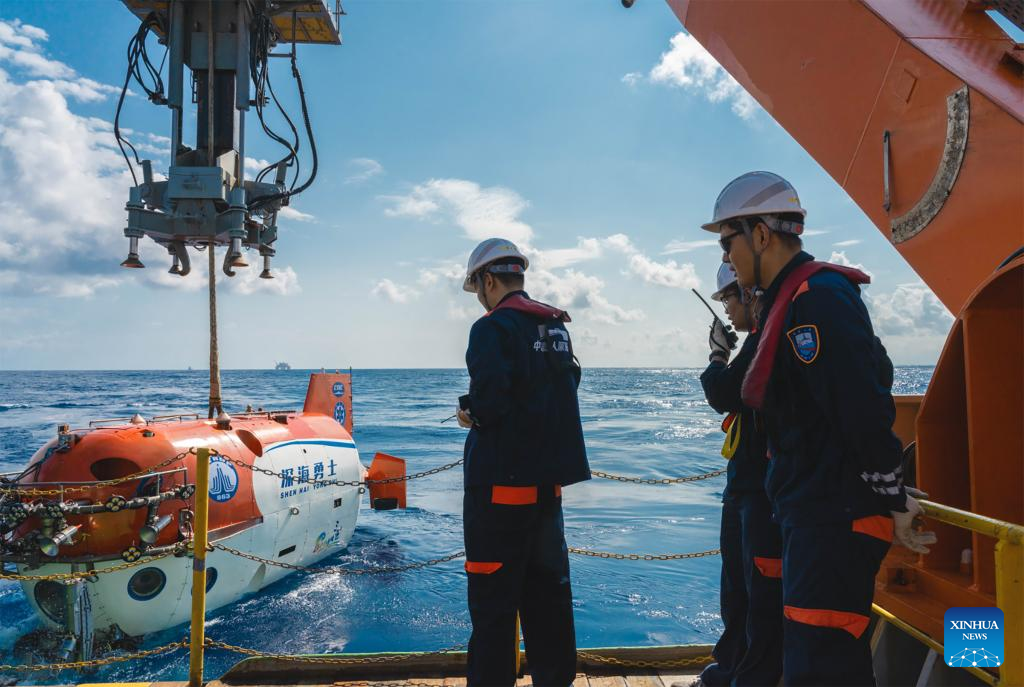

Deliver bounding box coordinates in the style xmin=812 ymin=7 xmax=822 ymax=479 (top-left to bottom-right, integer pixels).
xmin=127 ymin=567 xmax=166 ymax=601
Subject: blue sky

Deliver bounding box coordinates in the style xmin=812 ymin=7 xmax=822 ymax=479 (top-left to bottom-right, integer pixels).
xmin=0 ymin=0 xmax=976 ymax=370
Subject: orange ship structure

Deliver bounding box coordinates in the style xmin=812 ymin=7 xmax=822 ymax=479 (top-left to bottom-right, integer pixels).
xmin=668 ymin=0 xmax=1023 ymax=683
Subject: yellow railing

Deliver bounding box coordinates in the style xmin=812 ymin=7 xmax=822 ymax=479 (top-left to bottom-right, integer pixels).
xmin=188 ymin=447 xmax=211 ymax=687
xmin=907 ymin=500 xmax=1022 ymax=687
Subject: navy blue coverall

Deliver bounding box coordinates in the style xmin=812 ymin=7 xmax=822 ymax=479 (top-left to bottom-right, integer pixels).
xmin=700 ymin=332 xmax=784 ymax=687
xmin=756 ymin=252 xmax=906 ymax=686
xmin=462 ymin=290 xmax=591 ymax=686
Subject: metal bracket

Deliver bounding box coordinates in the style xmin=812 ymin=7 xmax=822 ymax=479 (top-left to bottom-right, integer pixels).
xmin=891 ymin=86 xmax=970 ymax=244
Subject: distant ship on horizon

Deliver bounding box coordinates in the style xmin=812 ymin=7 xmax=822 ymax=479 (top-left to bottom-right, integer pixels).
xmin=275 ymin=361 xmax=291 ymax=371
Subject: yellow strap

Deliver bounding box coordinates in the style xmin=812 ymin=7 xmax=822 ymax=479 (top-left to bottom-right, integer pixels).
xmin=721 ymin=414 xmax=741 ymax=459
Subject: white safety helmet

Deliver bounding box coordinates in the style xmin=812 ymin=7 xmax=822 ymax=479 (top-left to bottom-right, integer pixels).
xmin=710 ymin=262 xmax=739 ymax=302
xmin=462 ymin=238 xmax=530 ymax=293
xmin=701 ymin=171 xmax=806 ymax=233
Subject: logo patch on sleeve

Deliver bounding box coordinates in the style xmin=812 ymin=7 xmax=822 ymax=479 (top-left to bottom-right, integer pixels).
xmin=787 ymin=325 xmax=820 ymax=363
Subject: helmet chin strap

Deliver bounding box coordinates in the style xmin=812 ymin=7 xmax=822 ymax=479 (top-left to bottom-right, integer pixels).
xmin=740 ymin=219 xmax=766 ymax=298
xmin=478 ymin=273 xmax=493 ymax=311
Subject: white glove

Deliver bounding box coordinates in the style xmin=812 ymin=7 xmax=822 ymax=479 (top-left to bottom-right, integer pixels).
xmin=709 ymin=319 xmax=735 ymax=362
xmin=892 ymin=493 xmax=937 ymax=554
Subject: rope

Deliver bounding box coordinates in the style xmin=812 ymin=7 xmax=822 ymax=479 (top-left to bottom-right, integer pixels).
xmin=206 ymin=0 xmax=222 ymax=420
xmin=208 ymin=241 xmax=221 ymax=419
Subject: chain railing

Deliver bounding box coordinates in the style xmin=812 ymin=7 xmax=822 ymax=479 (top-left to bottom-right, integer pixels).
xmin=0 ymin=445 xmax=723 ymax=680
xmin=577 ymin=649 xmax=713 ymax=670
xmin=0 ymin=639 xmax=186 ymax=673
xmin=216 ymin=451 xmax=464 ymax=488
xmin=204 ymin=636 xmax=467 ymax=665
xmin=210 ymin=542 xmax=720 ymax=575
xmin=212 ymin=543 xmax=466 ymax=574
xmin=218 ymin=447 xmax=724 ymax=489
xmin=568 ymin=546 xmax=720 ymax=561
xmin=0 ymin=549 xmax=177 ymax=581
xmin=0 ymin=450 xmax=192 ymax=496
xmin=591 ymin=467 xmax=725 ymax=484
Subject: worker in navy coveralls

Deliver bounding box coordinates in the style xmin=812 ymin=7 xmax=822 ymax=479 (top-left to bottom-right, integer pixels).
xmin=695 ymin=263 xmax=783 ymax=687
xmin=700 ymin=172 xmax=937 ymax=686
xmin=456 ymin=237 xmax=591 ymax=687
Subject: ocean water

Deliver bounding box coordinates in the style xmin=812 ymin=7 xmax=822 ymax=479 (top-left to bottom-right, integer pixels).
xmin=0 ymin=367 xmax=933 ymax=683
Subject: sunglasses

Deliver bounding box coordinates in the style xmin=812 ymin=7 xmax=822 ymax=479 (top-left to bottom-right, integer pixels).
xmin=719 ymin=230 xmax=744 ymax=253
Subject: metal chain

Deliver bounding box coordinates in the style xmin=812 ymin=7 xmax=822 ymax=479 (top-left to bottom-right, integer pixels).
xmin=205 ymin=637 xmax=466 ymax=665
xmin=215 ymin=542 xmax=718 ymax=569
xmin=216 ymin=451 xmax=464 ymax=488
xmin=0 ymin=550 xmax=176 ymax=581
xmin=590 ymin=468 xmax=726 ymax=485
xmin=577 ymin=649 xmax=712 ymax=669
xmin=0 ymin=640 xmax=185 ymax=672
xmin=568 ymin=547 xmax=720 ymax=561
xmin=212 ymin=543 xmax=464 ymax=575
xmin=0 ymin=449 xmax=193 ymax=496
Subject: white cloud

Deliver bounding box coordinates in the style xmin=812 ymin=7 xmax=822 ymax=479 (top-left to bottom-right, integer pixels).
xmin=532 ymin=237 xmax=603 ymax=269
xmin=621 ymin=72 xmax=642 ymax=87
xmin=827 ymin=250 xmax=872 ymax=278
xmin=418 ymin=262 xmax=465 ymax=288
xmin=529 ymin=268 xmax=644 ymax=325
xmin=344 ymin=157 xmax=384 ymax=184
xmin=641 ymin=32 xmax=759 ymax=120
xmin=371 ymin=278 xmax=419 ymax=304
xmin=833 ymin=239 xmax=861 ymax=247
xmin=662 ymin=238 xmax=720 ymax=255
xmin=867 ymin=282 xmax=953 ymax=338
xmin=382 ymin=178 xmax=533 ymax=245
xmin=227 ymin=263 xmax=301 ymax=296
xmin=446 ymin=301 xmax=477 ymax=321
xmin=625 ymin=252 xmax=701 ymax=289
xmin=279 ymin=206 xmax=315 ymax=222
xmin=602 ymin=233 xmax=700 ymax=289
xmin=140 ymin=249 xmax=301 ymax=296
xmin=0 ymin=19 xmax=192 ymax=299
xmin=244 ymin=157 xmax=271 ymax=174
xmin=379 ymin=179 xmax=698 ymax=323
xmin=0 ymin=270 xmax=123 ymax=298
xmin=0 ymin=19 xmax=74 ymax=79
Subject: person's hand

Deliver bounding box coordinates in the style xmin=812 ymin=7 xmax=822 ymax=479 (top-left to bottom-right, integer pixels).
xmin=905 ymin=486 xmax=929 ymax=499
xmin=456 ymin=409 xmax=474 ymax=428
xmin=709 ymin=318 xmax=736 ymax=362
xmin=892 ymin=493 xmax=937 ymax=554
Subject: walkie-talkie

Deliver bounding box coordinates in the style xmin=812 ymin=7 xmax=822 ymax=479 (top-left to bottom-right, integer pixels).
xmin=692 ymin=288 xmax=739 ymax=350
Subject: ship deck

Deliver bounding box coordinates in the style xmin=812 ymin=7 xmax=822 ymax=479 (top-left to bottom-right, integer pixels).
xmin=178 ymin=675 xmax=704 ymax=687
xmin=200 ymin=675 xmax=701 ymax=687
